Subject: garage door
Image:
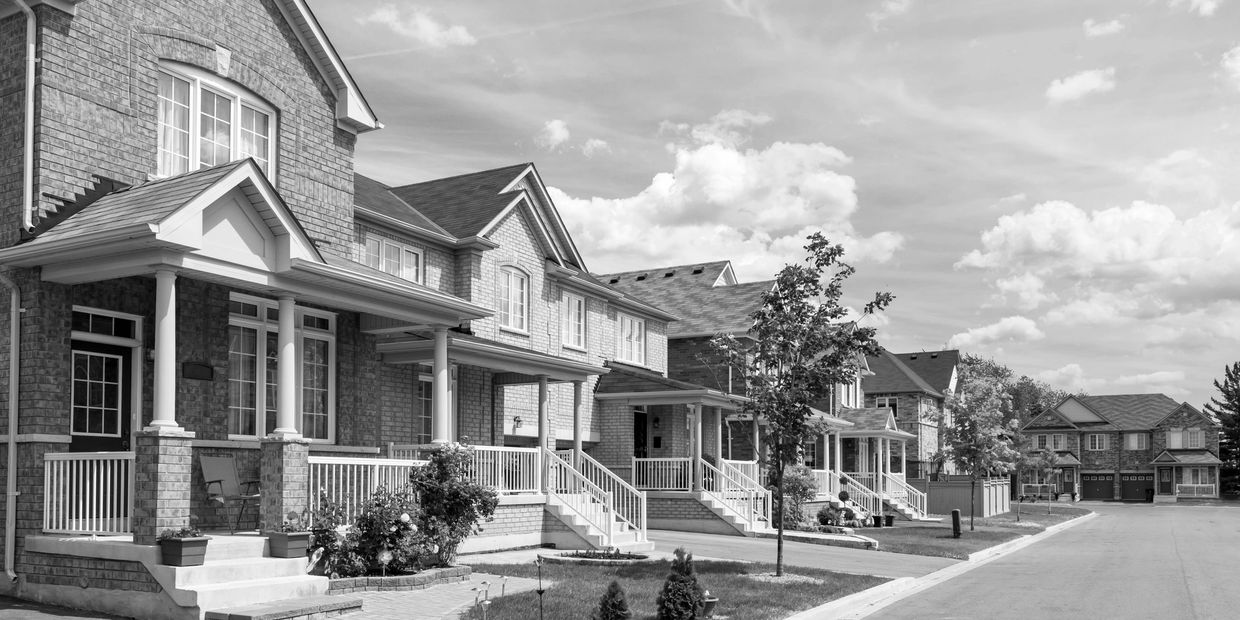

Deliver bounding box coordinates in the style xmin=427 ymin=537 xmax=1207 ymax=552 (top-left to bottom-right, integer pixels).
xmin=1121 ymin=473 xmax=1155 ymax=501
xmin=1081 ymin=474 xmax=1114 ymax=500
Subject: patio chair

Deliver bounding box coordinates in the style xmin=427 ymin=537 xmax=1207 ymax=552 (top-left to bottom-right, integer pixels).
xmin=200 ymin=454 xmax=261 ymax=534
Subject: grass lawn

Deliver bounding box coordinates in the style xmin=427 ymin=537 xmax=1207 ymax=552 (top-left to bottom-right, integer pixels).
xmin=462 ymin=559 xmax=888 ymax=620
xmin=860 ymin=504 xmax=1092 ymax=560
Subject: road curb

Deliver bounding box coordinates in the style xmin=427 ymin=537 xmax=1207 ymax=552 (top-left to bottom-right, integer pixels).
xmin=787 ymin=511 xmax=1097 ymax=619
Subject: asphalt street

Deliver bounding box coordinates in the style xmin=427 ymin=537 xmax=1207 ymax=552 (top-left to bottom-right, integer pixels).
xmin=867 ymin=502 xmax=1240 ymax=620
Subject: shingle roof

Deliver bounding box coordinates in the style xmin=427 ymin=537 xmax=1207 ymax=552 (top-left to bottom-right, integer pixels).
xmin=354 ymin=173 xmax=450 ymax=236
xmin=837 ymin=407 xmax=894 ymax=432
xmin=28 ymin=162 xmax=244 ymax=245
xmin=387 ymin=164 xmax=530 ymax=238
xmin=1150 ymin=450 xmax=1222 ymax=465
xmin=596 ymin=361 xmax=716 ymax=394
xmin=862 ymin=349 xmax=943 ymax=397
xmin=1076 ymin=394 xmax=1182 ymax=431
xmin=896 ymin=350 xmax=959 ymax=394
xmin=600 ymin=263 xmax=772 ymax=338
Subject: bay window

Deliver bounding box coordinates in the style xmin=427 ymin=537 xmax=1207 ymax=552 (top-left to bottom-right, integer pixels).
xmin=157 ymin=64 xmax=277 ymax=179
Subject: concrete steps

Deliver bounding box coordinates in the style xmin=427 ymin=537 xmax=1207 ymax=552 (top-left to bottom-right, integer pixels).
xmin=546 ymin=495 xmax=655 ymax=552
xmin=698 ymin=494 xmax=770 ymax=537
xmin=204 ymin=594 xmax=361 ymax=620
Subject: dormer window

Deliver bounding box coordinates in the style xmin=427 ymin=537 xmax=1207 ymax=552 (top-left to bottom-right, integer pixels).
xmin=157 ymin=64 xmax=277 ymax=179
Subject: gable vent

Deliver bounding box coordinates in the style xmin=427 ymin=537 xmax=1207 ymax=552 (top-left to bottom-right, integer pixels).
xmin=692 ymin=267 xmax=704 ymax=274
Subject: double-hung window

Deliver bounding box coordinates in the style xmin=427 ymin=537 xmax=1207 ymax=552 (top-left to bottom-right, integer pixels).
xmin=1186 ymin=428 xmax=1204 ymax=449
xmin=227 ymin=294 xmax=335 ymax=441
xmin=874 ymin=395 xmax=898 ymax=418
xmin=361 ymin=233 xmax=423 ymax=283
xmin=1050 ymin=434 xmax=1066 ymax=451
xmin=1166 ymin=428 xmax=1183 ymax=449
xmin=157 ymin=64 xmax=277 ymax=179
xmin=1035 ymin=434 xmax=1048 ymax=450
xmin=498 ymin=266 xmax=529 ymax=332
xmin=561 ymin=292 xmax=586 ymax=350
xmin=1125 ymin=433 xmax=1149 ymax=451
xmin=617 ymin=313 xmax=646 ymax=365
xmin=1086 ymin=433 xmax=1108 ymax=451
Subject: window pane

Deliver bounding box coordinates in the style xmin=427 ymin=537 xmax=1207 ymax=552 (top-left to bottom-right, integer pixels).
xmin=362 ymin=236 xmax=381 ymax=269
xmin=157 ymin=73 xmax=190 ymax=176
xmin=383 ymin=242 xmax=401 ymax=275
xmin=199 ymin=89 xmax=232 ymax=168
xmin=239 ymin=105 xmax=271 ymax=174
xmin=228 ymin=325 xmax=258 ymax=436
xmin=301 ymin=338 xmax=330 ymax=440
xmin=265 ymin=331 xmax=279 ymax=435
xmin=403 ymin=249 xmax=420 ymax=282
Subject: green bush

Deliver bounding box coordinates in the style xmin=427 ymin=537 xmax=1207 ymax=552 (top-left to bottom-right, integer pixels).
xmin=770 ymin=465 xmax=818 ymax=528
xmin=352 ymin=486 xmax=429 ymax=573
xmin=656 ymin=547 xmax=705 ymax=620
xmin=308 ymin=494 xmax=367 ymax=578
xmin=594 ymin=580 xmax=633 ymax=620
xmin=409 ymin=440 xmax=500 ymax=565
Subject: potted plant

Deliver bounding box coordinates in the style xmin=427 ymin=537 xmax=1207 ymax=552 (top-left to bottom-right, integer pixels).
xmin=267 ymin=510 xmax=312 ymax=559
xmin=884 ymin=512 xmax=896 ymax=527
xmin=702 ymin=588 xmax=720 ymax=618
xmin=158 ymin=526 xmax=209 ymax=566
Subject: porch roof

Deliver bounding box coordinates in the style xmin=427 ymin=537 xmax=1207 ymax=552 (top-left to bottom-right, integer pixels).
xmin=1053 ymin=451 xmax=1082 ymax=466
xmin=595 ymin=362 xmax=744 ymax=409
xmin=375 ymin=332 xmax=608 ymax=382
xmin=0 ymin=161 xmax=490 ymax=328
xmin=1150 ymin=450 xmax=1222 ymax=466
xmin=834 ymin=407 xmax=915 ymax=439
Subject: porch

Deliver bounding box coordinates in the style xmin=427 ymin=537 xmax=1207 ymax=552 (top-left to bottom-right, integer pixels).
xmin=1152 ymin=450 xmax=1222 ymax=501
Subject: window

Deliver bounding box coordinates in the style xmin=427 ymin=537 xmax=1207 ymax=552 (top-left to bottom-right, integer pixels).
xmin=561 ymin=292 xmax=586 ymax=350
xmin=803 ymin=441 xmax=818 ymax=468
xmin=1035 ymin=434 xmax=1048 ymax=450
xmin=71 ymin=351 xmax=123 ymax=436
xmin=227 ymin=294 xmax=335 ymax=441
xmin=1051 ymin=434 xmax=1066 ymax=451
xmin=617 ymin=313 xmax=646 ymax=365
xmin=498 ymin=266 xmax=529 ymax=332
xmin=1087 ymin=433 xmax=1108 ymax=451
xmin=1166 ymin=428 xmax=1183 ymax=449
xmin=414 ymin=372 xmax=433 ymax=445
xmin=1185 ymin=467 xmax=1210 ymax=485
xmin=157 ymin=64 xmax=277 ymax=179
xmin=360 ymin=233 xmax=422 ymax=283
xmin=875 ymin=396 xmax=898 ymax=418
xmin=1186 ymin=429 xmax=1204 ymax=449
xmin=1125 ymin=433 xmax=1149 ymax=451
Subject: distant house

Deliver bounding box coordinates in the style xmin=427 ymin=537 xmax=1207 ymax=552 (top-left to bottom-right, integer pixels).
xmin=863 ymin=349 xmax=960 ymax=478
xmin=1021 ymin=394 xmax=1222 ymax=501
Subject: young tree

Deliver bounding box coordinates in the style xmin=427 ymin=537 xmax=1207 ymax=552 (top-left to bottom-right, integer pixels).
xmin=1204 ymin=362 xmax=1240 ymax=493
xmin=712 ymin=233 xmax=892 ymax=576
xmin=943 ymin=359 xmax=1019 ymax=531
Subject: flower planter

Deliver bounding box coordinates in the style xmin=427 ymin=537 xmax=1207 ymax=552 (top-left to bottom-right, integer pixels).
xmin=872 ymin=515 xmax=883 ymax=528
xmin=159 ymin=536 xmax=209 ymax=566
xmin=267 ymin=531 xmax=311 ymax=558
xmin=703 ymin=595 xmax=719 ymax=618
xmin=884 ymin=514 xmax=895 ymax=527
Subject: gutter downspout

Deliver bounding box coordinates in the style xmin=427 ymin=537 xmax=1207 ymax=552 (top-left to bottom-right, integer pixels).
xmin=1 ymin=274 xmax=20 ymax=583
xmin=15 ymin=0 xmax=36 ymax=231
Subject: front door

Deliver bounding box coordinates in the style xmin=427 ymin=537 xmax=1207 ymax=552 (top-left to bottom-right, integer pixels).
xmin=69 ymin=341 xmax=133 ymax=452
xmin=633 ymin=408 xmax=648 ymax=458
xmin=1158 ymin=467 xmax=1174 ymax=494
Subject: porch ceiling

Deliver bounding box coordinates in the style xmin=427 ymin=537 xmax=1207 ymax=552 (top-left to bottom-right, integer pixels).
xmin=376 ymin=333 xmax=608 ymax=382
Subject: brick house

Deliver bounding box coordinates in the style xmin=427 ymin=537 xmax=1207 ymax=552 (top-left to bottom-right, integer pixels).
xmin=0 ymin=0 xmax=672 ymax=617
xmin=1021 ymin=394 xmax=1222 ymax=501
xmin=862 ymin=349 xmax=959 ymax=479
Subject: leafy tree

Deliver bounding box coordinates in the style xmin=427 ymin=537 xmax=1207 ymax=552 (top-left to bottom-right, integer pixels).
xmin=943 ymin=358 xmax=1020 ymax=530
xmin=408 ymin=441 xmax=499 ymax=565
xmin=712 ymin=233 xmax=892 ymax=575
xmin=1205 ymin=362 xmax=1240 ymax=493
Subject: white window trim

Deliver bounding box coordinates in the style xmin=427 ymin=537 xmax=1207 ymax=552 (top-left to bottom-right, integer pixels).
xmin=1087 ymin=433 xmax=1108 ymax=451
xmin=1051 ymin=433 xmax=1066 ymax=451
xmin=1125 ymin=432 xmax=1149 ymax=451
xmin=157 ymin=62 xmax=278 ymax=181
xmin=498 ymin=265 xmax=530 ymax=335
xmin=561 ymin=291 xmax=587 ymax=352
xmin=228 ymin=293 xmax=335 ymax=442
xmin=1186 ymin=428 xmax=1204 ymax=449
xmin=875 ymin=395 xmax=898 ymax=418
xmin=361 ymin=232 xmax=423 ymax=284
xmin=1035 ymin=434 xmax=1048 ymax=450
xmin=616 ymin=312 xmax=646 ymax=366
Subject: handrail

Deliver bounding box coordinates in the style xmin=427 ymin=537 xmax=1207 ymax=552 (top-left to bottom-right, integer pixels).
xmin=467 ymin=445 xmax=540 ymax=494
xmin=631 ymin=457 xmax=693 ymax=490
xmin=699 ymin=458 xmax=770 ymax=530
xmin=721 ymin=459 xmax=760 ymax=485
xmin=1176 ymin=484 xmax=1215 ymax=498
xmin=720 ymin=459 xmax=763 ymax=491
xmin=881 ymin=472 xmax=926 ymax=518
xmin=543 ymin=448 xmax=615 ymax=546
xmin=811 ymin=469 xmax=841 ymax=498
xmin=837 ymin=471 xmax=882 ymax=517
xmin=308 ymin=455 xmax=424 ymax=520
xmin=557 ymin=450 xmax=646 ymax=541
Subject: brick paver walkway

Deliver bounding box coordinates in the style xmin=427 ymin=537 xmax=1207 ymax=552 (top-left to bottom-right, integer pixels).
xmin=0 ymin=596 xmax=129 ymax=619
xmin=352 ymin=572 xmax=543 ymax=619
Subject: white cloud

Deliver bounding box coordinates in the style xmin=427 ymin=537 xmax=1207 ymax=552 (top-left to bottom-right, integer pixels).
xmin=868 ymin=0 xmax=913 ymax=29
xmin=1035 ymin=364 xmax=1105 ymax=394
xmin=1222 ymin=45 xmax=1240 ymax=90
xmin=995 ymin=193 xmax=1027 ymax=208
xmin=581 ymin=138 xmax=611 ymax=158
xmin=357 ymin=5 xmax=476 ymax=48
xmin=1083 ymin=18 xmax=1124 ymax=37
xmin=993 ymin=273 xmax=1055 ymax=310
xmin=535 ymin=120 xmax=571 ymax=151
xmin=946 ymin=316 xmax=1045 ymax=349
xmin=1139 ymin=149 xmax=1218 ymax=199
xmin=721 ymin=0 xmax=776 ymax=34
xmin=550 ymin=110 xmax=902 ymax=276
xmin=1045 ymin=68 xmax=1116 ymax=104
xmin=1168 ymin=0 xmax=1222 ymax=16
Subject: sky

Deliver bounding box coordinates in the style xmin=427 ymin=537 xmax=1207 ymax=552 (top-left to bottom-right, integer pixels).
xmin=313 ymin=0 xmax=1240 ymax=410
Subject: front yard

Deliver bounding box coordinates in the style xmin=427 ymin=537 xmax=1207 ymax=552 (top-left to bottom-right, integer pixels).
xmin=462 ymin=559 xmax=888 ymax=620
xmin=860 ymin=504 xmax=1092 ymax=559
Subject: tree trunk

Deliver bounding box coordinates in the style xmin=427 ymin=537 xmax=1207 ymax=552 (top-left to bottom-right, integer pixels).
xmin=969 ymin=477 xmax=976 ymax=531
xmin=775 ymin=458 xmax=785 ymax=577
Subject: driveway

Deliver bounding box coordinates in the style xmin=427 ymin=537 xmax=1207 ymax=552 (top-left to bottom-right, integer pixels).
xmin=647 ymin=530 xmax=958 ymax=579
xmin=867 ymin=503 xmax=1240 ymax=619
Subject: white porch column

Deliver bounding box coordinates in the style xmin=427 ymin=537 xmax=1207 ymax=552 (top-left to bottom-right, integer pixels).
xmin=834 ymin=431 xmax=842 ymax=473
xmin=271 ymin=295 xmax=300 ymax=437
xmin=692 ymin=404 xmax=703 ymax=491
xmin=713 ymin=407 xmax=723 ymax=462
xmin=751 ymin=417 xmax=760 ymax=461
xmin=150 ymin=269 xmax=178 ymax=428
xmin=432 ymin=328 xmax=450 ymax=444
xmin=572 ymin=380 xmax=583 ymax=454
xmin=901 ymin=440 xmax=907 ymax=476
xmin=538 ymin=375 xmax=549 ymax=493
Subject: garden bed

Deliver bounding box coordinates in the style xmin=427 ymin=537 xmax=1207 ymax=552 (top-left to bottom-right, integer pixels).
xmin=327 ymin=565 xmax=471 ymax=594
xmin=541 ymin=550 xmax=657 ymax=567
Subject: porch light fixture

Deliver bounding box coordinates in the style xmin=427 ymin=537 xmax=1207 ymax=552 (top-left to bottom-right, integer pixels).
xmin=652 ymin=417 xmax=660 ymax=430
xmin=513 ymin=416 xmax=523 ymax=429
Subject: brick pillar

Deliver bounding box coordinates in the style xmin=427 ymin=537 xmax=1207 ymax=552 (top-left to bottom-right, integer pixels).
xmin=260 ymin=439 xmax=310 ymax=532
xmin=133 ymin=428 xmax=195 ymax=545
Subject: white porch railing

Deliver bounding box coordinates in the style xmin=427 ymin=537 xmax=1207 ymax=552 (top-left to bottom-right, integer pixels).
xmin=544 ymin=448 xmax=617 ymax=546
xmin=882 ymin=472 xmax=927 ymax=518
xmin=837 ymin=471 xmax=882 ymax=517
xmin=722 ymin=459 xmax=760 ymax=485
xmin=1021 ymin=483 xmax=1054 ymax=497
xmin=308 ymin=456 xmax=425 ymax=520
xmin=700 ymin=458 xmax=770 ymax=530
xmin=44 ymin=451 xmax=135 ymax=535
xmin=469 ymin=446 xmax=540 ymax=494
xmin=1176 ymin=484 xmax=1216 ymax=498
xmin=811 ymin=469 xmax=841 ymax=498
xmin=632 ymin=457 xmax=693 ymax=491
xmin=846 ymin=471 xmax=880 ymax=494
xmin=558 ymin=450 xmax=646 ymax=541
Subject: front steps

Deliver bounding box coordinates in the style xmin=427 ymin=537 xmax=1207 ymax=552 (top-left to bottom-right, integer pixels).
xmin=698 ymin=492 xmax=771 ymax=536
xmin=546 ymin=494 xmax=654 ymax=552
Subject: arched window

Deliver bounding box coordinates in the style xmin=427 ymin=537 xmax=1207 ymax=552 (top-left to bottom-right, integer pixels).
xmin=157 ymin=63 xmax=278 ymax=179
xmin=499 ymin=266 xmax=529 ymax=332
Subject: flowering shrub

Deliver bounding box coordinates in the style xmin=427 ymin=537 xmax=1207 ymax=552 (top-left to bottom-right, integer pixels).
xmin=308 ymin=493 xmax=367 ymax=578
xmin=409 ymin=441 xmax=499 ymax=565
xmin=352 ymin=486 xmax=429 ymax=573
